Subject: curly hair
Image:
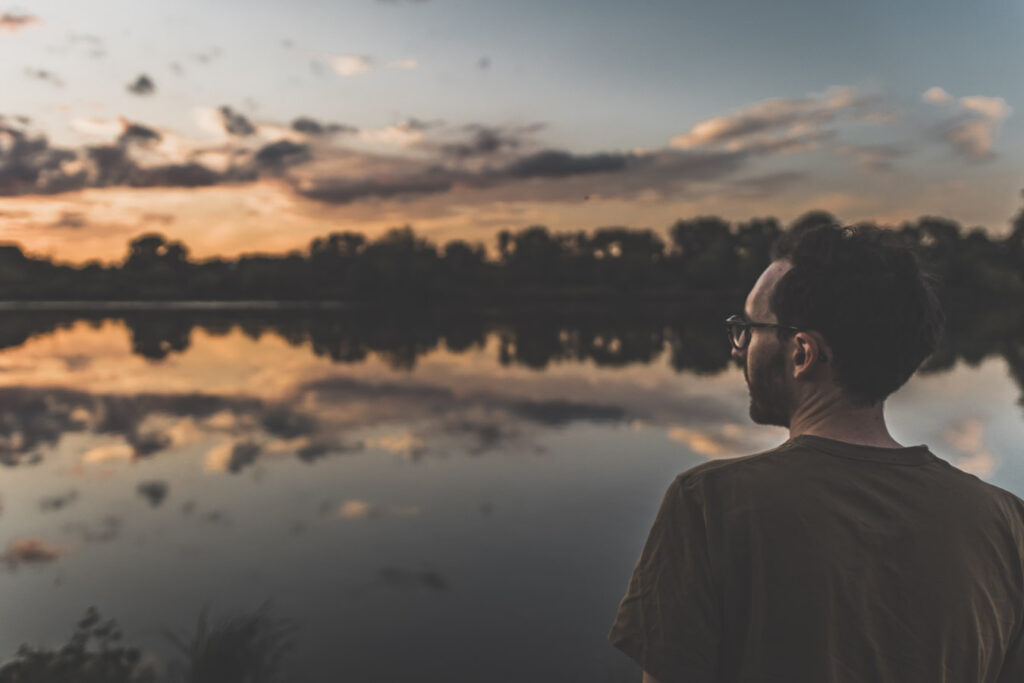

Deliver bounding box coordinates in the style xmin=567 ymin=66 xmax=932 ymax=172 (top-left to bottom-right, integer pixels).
xmin=768 ymin=223 xmax=946 ymax=407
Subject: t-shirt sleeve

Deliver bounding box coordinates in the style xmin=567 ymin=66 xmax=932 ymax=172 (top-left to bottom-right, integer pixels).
xmin=607 ymin=473 xmax=721 ymax=683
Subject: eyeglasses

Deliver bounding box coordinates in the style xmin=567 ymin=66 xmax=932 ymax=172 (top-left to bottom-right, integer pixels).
xmin=725 ymin=314 xmax=803 ymax=351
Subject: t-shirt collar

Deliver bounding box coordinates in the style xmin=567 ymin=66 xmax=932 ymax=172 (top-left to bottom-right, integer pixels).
xmin=785 ymin=433 xmax=936 ymax=465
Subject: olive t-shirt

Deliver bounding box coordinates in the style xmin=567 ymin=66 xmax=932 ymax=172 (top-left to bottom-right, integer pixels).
xmin=608 ymin=434 xmax=1024 ymax=682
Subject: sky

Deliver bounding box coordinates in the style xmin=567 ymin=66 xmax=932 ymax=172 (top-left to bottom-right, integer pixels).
xmin=0 ymin=0 xmax=1022 ymax=263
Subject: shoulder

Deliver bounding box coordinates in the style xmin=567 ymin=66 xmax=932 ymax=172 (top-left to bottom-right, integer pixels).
xmin=929 ymin=457 xmax=1024 ymax=517
xmin=675 ymin=442 xmax=789 ymax=486
xmin=667 ymin=443 xmax=790 ymax=503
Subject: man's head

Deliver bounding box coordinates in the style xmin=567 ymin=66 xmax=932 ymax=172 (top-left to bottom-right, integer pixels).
xmin=733 ymin=223 xmax=946 ymax=428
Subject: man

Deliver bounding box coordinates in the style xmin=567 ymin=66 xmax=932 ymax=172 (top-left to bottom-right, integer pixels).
xmin=608 ymin=224 xmax=1024 ymax=682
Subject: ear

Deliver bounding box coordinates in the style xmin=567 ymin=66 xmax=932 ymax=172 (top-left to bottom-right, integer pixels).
xmin=792 ymin=332 xmax=829 ymax=376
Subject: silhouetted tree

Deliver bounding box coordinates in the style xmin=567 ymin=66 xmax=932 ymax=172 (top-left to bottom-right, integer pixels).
xmin=668 ymin=216 xmax=736 ymax=289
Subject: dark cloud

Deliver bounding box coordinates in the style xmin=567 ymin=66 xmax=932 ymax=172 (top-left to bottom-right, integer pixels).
xmin=118 ymin=122 xmax=161 ymax=146
xmin=261 ymin=407 xmax=317 ymax=438
xmin=438 ymin=124 xmax=530 ymax=159
xmin=126 ymin=74 xmax=155 ymax=96
xmin=291 ymin=117 xmax=357 ymax=136
xmin=296 ymin=438 xmax=364 ymax=463
xmin=0 ymin=100 xmax=825 ymax=207
xmin=0 ymin=538 xmax=62 ymax=569
xmin=227 ymin=441 xmax=261 ymax=473
xmin=500 ymin=149 xmax=628 ymax=178
xmin=132 ymin=430 xmax=171 ymax=457
xmin=219 ymin=106 xmax=255 ymax=137
xmin=24 ymin=68 xmax=63 ymax=87
xmin=0 ymin=386 xmax=260 ymax=466
xmin=137 ymin=480 xmax=169 ymax=507
xmin=296 ymin=170 xmax=455 ymax=204
xmin=254 ymin=140 xmax=310 ymax=168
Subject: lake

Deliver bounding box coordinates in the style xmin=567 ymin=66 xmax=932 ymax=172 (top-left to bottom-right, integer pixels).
xmin=0 ymin=310 xmax=1020 ymax=682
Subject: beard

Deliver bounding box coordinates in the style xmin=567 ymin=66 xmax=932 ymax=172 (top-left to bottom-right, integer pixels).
xmin=746 ymin=344 xmax=793 ymax=428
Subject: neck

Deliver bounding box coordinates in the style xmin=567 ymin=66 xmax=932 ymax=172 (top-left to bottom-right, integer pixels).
xmin=788 ymin=391 xmax=902 ymax=448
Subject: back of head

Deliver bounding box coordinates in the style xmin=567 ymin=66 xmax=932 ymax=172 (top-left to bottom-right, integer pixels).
xmin=769 ymin=223 xmax=946 ymax=407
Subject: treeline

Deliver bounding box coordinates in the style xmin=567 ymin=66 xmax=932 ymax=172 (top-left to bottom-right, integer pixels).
xmin=2 ymin=202 xmax=1024 ymax=301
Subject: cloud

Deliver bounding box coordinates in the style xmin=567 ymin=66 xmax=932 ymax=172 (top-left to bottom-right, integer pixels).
xmin=386 ymin=58 xmax=419 ymax=70
xmin=923 ymin=89 xmax=1012 ymax=161
xmin=0 ymin=116 xmax=311 ymax=197
xmin=355 ymin=117 xmax=438 ymax=148
xmin=669 ymin=86 xmax=884 ymax=152
xmin=665 ymin=423 xmax=763 ymax=459
xmin=126 ymin=74 xmax=155 ymax=96
xmin=0 ymin=538 xmax=64 ymax=568
xmin=941 ymin=416 xmax=996 ymax=477
xmin=366 ymin=430 xmax=428 ymax=458
xmin=137 ymin=480 xmax=169 ymax=507
xmin=501 ymin=149 xmax=628 ymax=178
xmin=432 ymin=123 xmax=543 ymax=160
xmin=0 ymin=12 xmax=39 ymax=33
xmin=70 ymin=117 xmax=126 ymax=138
xmin=291 ymin=117 xmax=357 ymax=137
xmin=1 ymin=95 xmax=855 ymax=209
xmin=218 ymin=106 xmax=256 ymax=137
xmin=204 ymin=440 xmax=261 ymax=473
xmin=336 ymin=499 xmax=421 ymax=520
xmin=327 ymin=54 xmax=419 ymax=77
xmin=960 ymin=96 xmax=1011 ymax=121
xmin=331 ymin=55 xmax=373 ymax=76
xmin=118 ymin=122 xmax=162 ymax=146
xmin=922 ymin=87 xmax=953 ymax=105
xmin=835 ymin=143 xmax=909 ymax=172
xmin=82 ymin=443 xmax=135 ymax=464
